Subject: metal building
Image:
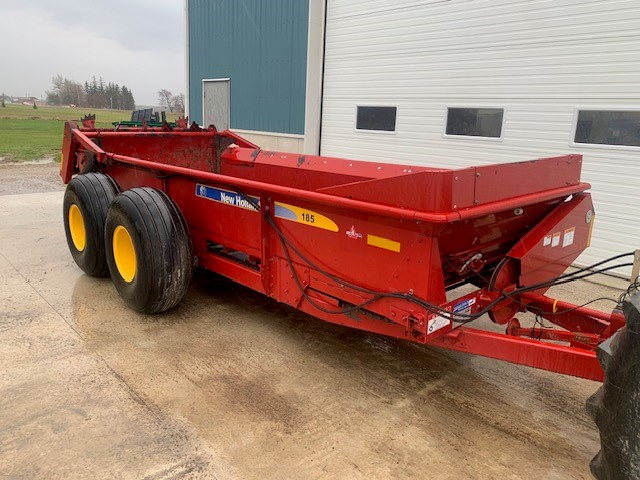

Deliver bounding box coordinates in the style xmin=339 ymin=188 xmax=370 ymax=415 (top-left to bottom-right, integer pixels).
xmin=186 ymin=0 xmax=640 ymax=274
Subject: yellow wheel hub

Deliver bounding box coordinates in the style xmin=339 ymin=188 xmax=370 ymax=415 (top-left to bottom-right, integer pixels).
xmin=68 ymin=204 xmax=86 ymax=252
xmin=113 ymin=225 xmax=137 ymax=283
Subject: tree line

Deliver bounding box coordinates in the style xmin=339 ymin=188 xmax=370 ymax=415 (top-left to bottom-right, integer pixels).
xmin=46 ymin=75 xmax=135 ymax=110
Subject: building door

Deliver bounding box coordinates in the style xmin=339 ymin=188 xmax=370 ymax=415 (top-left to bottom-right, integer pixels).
xmin=202 ymin=78 xmax=230 ymax=130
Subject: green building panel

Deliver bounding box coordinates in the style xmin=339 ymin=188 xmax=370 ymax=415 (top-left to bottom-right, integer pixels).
xmin=188 ymin=0 xmax=309 ymax=134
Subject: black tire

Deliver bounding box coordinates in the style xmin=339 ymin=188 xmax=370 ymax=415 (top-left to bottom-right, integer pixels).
xmin=63 ymin=173 xmax=120 ymax=277
xmin=104 ymin=187 xmax=193 ymax=313
xmin=587 ymin=293 xmax=640 ymax=479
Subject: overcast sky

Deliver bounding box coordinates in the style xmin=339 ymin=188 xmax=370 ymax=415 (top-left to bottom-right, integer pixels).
xmin=0 ymin=0 xmax=184 ymax=105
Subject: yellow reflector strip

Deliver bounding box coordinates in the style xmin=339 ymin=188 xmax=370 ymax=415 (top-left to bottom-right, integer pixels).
xmin=367 ymin=234 xmax=401 ymax=253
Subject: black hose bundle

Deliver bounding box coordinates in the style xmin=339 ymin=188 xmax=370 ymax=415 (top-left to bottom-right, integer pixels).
xmin=236 ymin=190 xmax=633 ymax=323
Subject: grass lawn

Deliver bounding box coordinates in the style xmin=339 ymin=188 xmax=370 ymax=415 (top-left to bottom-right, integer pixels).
xmin=0 ymin=104 xmax=179 ymax=161
xmin=0 ymin=119 xmax=68 ymax=161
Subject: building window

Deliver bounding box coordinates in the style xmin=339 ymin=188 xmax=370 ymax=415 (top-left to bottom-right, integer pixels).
xmin=574 ymin=110 xmax=640 ymax=147
xmin=356 ymin=106 xmax=397 ymax=132
xmin=445 ymin=107 xmax=504 ymax=138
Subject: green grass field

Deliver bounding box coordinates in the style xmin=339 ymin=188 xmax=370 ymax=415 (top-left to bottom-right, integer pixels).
xmin=0 ymin=104 xmax=178 ymax=161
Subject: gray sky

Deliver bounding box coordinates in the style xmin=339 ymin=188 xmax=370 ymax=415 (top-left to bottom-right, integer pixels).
xmin=0 ymin=0 xmax=184 ymax=105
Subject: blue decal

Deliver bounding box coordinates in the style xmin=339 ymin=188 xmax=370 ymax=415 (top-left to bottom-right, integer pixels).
xmin=196 ymin=184 xmax=259 ymax=211
xmin=274 ymin=204 xmax=297 ymax=221
xmin=453 ymin=298 xmax=476 ymax=314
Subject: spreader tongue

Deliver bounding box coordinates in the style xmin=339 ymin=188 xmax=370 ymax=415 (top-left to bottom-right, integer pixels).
xmin=587 ymin=292 xmax=640 ymax=480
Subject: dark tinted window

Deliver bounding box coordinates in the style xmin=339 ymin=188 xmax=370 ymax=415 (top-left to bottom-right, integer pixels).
xmin=446 ymin=107 xmax=504 ymax=138
xmin=356 ymin=106 xmax=397 ymax=132
xmin=574 ymin=110 xmax=640 ymax=147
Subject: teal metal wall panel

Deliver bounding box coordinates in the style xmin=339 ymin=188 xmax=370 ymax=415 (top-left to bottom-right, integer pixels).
xmin=188 ymin=0 xmax=308 ymax=134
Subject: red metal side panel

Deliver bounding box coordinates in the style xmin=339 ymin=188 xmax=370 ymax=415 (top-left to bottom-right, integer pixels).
xmin=104 ymin=164 xmax=165 ymax=192
xmin=221 ymin=147 xmax=439 ymax=182
xmin=172 ymin=180 xmax=263 ymax=258
xmin=508 ymin=193 xmax=594 ymax=288
xmin=221 ymin=148 xmax=372 ymax=191
xmin=98 ymin=133 xmax=216 ymax=171
xmin=314 ymin=169 xmax=476 ymax=212
xmin=473 ymin=154 xmax=583 ymax=205
xmin=265 ymin=194 xmax=447 ymax=305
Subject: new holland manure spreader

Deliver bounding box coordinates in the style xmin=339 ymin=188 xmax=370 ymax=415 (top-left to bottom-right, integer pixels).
xmin=60 ymin=116 xmax=640 ymax=478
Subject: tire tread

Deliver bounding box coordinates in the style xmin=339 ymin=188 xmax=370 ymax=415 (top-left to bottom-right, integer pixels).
xmin=105 ymin=187 xmax=193 ymax=313
xmin=63 ymin=173 xmax=120 ymax=276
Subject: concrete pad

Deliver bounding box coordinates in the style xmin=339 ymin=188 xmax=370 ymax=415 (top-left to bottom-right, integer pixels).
xmin=0 ymin=183 xmax=625 ymax=479
xmin=0 ymin=192 xmax=233 ymax=480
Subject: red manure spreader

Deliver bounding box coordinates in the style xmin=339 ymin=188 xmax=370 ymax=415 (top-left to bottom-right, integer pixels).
xmin=60 ymin=117 xmax=640 ymax=478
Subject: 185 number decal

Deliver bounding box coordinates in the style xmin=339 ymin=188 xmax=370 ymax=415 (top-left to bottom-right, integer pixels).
xmin=301 ymin=212 xmax=315 ymax=223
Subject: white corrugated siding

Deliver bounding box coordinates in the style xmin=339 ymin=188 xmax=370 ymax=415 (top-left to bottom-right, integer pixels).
xmin=321 ymin=0 xmax=640 ymax=275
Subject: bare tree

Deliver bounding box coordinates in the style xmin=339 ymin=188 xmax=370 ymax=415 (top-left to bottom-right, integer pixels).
xmin=158 ymin=89 xmax=174 ymax=112
xmin=172 ymin=93 xmax=185 ymax=114
xmin=47 ymin=74 xmax=85 ymax=106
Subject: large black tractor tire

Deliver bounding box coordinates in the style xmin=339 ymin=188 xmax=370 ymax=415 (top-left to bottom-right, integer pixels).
xmin=587 ymin=293 xmax=640 ymax=479
xmin=104 ymin=187 xmax=193 ymax=314
xmin=63 ymin=173 xmax=120 ymax=277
